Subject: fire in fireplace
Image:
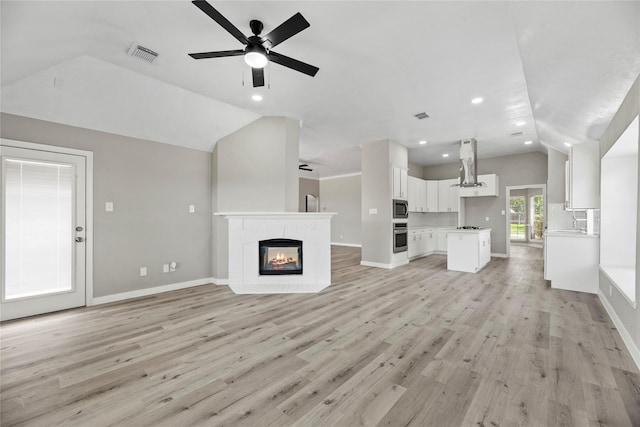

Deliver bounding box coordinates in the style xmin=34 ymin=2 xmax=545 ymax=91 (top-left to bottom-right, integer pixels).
xmin=259 ymin=239 xmax=303 ymax=275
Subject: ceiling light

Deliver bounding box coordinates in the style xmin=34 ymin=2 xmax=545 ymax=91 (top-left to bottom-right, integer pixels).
xmin=516 ymin=121 xmax=526 ymax=126
xmin=419 ymin=140 xmax=427 ymax=145
xmin=442 ymin=153 xmax=449 ymax=158
xmin=244 ymin=44 xmax=268 ymax=68
xmin=564 ymin=142 xmax=572 ymax=147
xmin=252 ymin=94 xmax=263 ymax=102
xmin=524 ymin=140 xmax=533 ymax=145
xmin=471 ymin=97 xmax=483 ymax=104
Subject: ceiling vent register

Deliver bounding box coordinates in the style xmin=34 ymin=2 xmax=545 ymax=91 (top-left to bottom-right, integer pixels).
xmin=128 ymin=43 xmax=159 ymax=64
xmin=414 ymin=112 xmax=430 ymax=120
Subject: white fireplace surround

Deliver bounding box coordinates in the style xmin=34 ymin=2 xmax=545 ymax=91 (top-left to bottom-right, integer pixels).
xmin=216 ymin=212 xmax=336 ymax=294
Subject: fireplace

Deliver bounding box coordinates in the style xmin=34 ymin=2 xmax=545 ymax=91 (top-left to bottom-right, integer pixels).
xmin=259 ymin=239 xmax=303 ymax=275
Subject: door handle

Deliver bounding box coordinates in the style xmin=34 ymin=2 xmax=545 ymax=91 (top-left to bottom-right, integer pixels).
xmin=75 ymin=237 xmax=84 ymax=243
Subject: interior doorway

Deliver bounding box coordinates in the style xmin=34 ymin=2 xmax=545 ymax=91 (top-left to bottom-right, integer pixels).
xmin=506 ymin=184 xmax=546 ymax=257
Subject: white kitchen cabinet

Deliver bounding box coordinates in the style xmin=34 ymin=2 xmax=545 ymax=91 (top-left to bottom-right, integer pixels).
xmin=408 ymin=177 xmax=428 ymax=212
xmin=425 ymin=229 xmax=436 ymax=253
xmin=426 ymin=180 xmax=439 ymax=212
xmin=545 ymin=231 xmax=599 ymax=293
xmin=408 ymin=228 xmax=436 ymax=259
xmin=566 ymin=142 xmax=599 ymax=209
xmin=438 ymin=179 xmax=459 ymax=212
xmin=459 ymin=174 xmax=499 ymax=197
xmin=393 ymin=167 xmax=408 ymax=200
xmin=437 ymin=229 xmax=451 ymax=252
xmin=447 ymin=229 xmax=491 ymax=273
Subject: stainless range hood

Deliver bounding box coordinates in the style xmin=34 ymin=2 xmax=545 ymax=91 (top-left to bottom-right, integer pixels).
xmin=459 ymin=138 xmax=485 ymax=187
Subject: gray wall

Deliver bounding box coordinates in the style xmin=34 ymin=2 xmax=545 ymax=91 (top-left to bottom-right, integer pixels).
xmin=211 ymin=116 xmax=300 ymax=280
xmin=547 ymin=147 xmax=568 ymax=204
xmin=299 ymin=177 xmax=320 ymax=212
xmin=597 ymin=74 xmax=640 ymax=360
xmin=408 ymin=161 xmax=424 ymax=178
xmin=320 ymin=174 xmax=361 ymax=246
xmin=1 ymin=113 xmax=212 ymax=298
xmin=424 ymin=151 xmax=548 ymax=255
xmin=361 ymin=139 xmax=407 ymax=265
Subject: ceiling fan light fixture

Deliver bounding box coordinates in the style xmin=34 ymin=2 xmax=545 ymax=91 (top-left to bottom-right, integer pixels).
xmin=244 ymin=44 xmax=268 ymax=68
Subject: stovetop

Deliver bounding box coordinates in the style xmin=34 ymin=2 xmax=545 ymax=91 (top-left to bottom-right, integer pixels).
xmin=457 ymin=226 xmax=483 ymax=230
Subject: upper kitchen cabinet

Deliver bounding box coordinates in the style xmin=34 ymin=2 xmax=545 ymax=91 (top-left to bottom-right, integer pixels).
xmin=392 ymin=166 xmax=408 ymax=200
xmin=459 ymin=174 xmax=499 ymax=197
xmin=408 ymin=176 xmax=426 ymax=212
xmin=566 ymin=141 xmax=599 ymax=209
xmin=438 ymin=179 xmax=459 ymax=212
xmin=426 ymin=180 xmax=439 ymax=212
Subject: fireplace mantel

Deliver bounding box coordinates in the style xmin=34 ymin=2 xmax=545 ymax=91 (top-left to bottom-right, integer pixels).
xmin=216 ymin=212 xmax=336 ymax=294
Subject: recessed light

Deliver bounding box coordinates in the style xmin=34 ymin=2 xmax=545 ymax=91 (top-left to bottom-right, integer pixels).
xmin=442 ymin=153 xmax=449 ymax=158
xmin=419 ymin=140 xmax=427 ymax=145
xmin=252 ymin=94 xmax=263 ymax=102
xmin=471 ymin=97 xmax=483 ymax=104
xmin=524 ymin=140 xmax=533 ymax=145
xmin=564 ymin=142 xmax=572 ymax=147
xmin=516 ymin=121 xmax=526 ymax=126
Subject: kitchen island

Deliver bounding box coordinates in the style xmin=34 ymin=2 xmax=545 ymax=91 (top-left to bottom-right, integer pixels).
xmin=447 ymin=228 xmax=491 ymax=273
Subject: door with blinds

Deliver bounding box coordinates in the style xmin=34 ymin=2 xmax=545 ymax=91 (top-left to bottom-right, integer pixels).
xmin=1 ymin=145 xmax=86 ymax=321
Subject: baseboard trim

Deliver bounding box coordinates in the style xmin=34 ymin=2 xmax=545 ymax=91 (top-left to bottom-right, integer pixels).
xmin=212 ymin=277 xmax=229 ymax=286
xmin=491 ymin=253 xmax=508 ymax=258
xmin=331 ymin=242 xmax=362 ymax=248
xmin=360 ymin=259 xmax=409 ymax=269
xmin=597 ymin=289 xmax=640 ymax=371
xmin=90 ymin=277 xmax=214 ymax=305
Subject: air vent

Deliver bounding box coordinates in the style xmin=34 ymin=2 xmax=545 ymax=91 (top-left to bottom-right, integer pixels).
xmin=414 ymin=112 xmax=430 ymax=120
xmin=510 ymin=131 xmax=524 ymax=137
xmin=128 ymin=43 xmax=158 ymax=64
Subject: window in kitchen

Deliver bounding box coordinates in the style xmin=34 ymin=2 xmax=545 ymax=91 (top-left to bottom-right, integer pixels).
xmin=600 ymin=115 xmax=637 ymax=307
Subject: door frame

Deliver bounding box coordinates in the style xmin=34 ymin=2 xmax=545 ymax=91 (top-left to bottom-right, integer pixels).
xmin=505 ymin=184 xmax=546 ymax=258
xmin=0 ymin=138 xmax=94 ymax=305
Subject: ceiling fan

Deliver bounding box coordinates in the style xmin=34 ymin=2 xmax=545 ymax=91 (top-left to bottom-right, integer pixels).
xmin=299 ymin=164 xmax=313 ymax=171
xmin=188 ymin=0 xmax=319 ymax=87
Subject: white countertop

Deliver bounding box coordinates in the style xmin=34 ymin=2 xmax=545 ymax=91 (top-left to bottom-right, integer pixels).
xmin=545 ymin=230 xmax=599 ymax=238
xmin=448 ymin=228 xmax=491 ymax=234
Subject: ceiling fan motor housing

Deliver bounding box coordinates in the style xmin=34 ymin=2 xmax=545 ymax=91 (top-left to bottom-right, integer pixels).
xmin=249 ymin=20 xmax=264 ymax=36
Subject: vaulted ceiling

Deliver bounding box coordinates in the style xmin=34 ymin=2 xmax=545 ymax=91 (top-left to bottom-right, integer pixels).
xmin=2 ymin=1 xmax=639 ymax=178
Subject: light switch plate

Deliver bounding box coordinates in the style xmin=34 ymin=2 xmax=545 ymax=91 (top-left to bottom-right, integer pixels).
xmin=189 ymin=205 xmax=195 ymax=213
xmin=369 ymin=208 xmax=378 ymax=215
xmin=140 ymin=267 xmax=147 ymax=277
xmin=163 ymin=264 xmax=169 ymax=273
xmin=105 ymin=202 xmax=114 ymax=212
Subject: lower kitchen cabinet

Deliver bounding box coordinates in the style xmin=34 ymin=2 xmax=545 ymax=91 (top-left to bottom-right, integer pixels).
xmin=408 ymin=228 xmax=436 ymax=259
xmin=447 ymin=229 xmax=491 ymax=273
xmin=544 ymin=231 xmax=599 ymax=294
xmin=437 ymin=229 xmax=451 ymax=252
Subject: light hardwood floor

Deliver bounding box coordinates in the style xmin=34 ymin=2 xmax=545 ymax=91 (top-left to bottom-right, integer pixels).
xmin=1 ymin=245 xmax=639 ymax=426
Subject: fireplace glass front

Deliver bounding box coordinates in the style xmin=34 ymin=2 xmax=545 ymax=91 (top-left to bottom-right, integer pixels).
xmin=258 ymin=239 xmax=303 ymax=275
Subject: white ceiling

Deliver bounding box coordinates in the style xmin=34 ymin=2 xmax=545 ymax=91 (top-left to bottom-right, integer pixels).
xmin=2 ymin=1 xmax=639 ymax=178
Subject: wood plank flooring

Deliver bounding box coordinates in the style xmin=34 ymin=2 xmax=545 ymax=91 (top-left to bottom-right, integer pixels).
xmin=2 ymin=245 xmax=639 ymax=426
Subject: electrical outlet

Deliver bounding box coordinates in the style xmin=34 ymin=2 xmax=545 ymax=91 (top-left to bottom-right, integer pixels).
xmin=340 ymin=234 xmax=343 ymax=239
xmin=189 ymin=205 xmax=195 ymax=213
xmin=140 ymin=267 xmax=147 ymax=277
xmin=163 ymin=264 xmax=169 ymax=273
xmin=485 ymin=216 xmax=489 ymax=222
xmin=105 ymin=202 xmax=114 ymax=212
xmin=369 ymin=208 xmax=378 ymax=215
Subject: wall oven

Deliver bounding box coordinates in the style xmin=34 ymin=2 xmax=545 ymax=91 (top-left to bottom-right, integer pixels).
xmin=393 ymin=199 xmax=408 ymax=219
xmin=393 ymin=222 xmax=408 ymax=253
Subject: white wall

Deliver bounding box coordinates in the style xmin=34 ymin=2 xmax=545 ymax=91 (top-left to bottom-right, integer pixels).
xmin=597 ymin=74 xmax=640 ymax=368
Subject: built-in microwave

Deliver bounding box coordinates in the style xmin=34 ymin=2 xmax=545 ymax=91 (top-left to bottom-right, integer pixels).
xmin=393 ymin=199 xmax=408 ymax=219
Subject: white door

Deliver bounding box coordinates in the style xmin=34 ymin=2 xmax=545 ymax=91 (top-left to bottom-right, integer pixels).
xmin=1 ymin=146 xmax=86 ymax=321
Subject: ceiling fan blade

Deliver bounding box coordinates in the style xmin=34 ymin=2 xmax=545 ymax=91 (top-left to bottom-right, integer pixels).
xmin=267 ymin=51 xmax=319 ymax=77
xmin=299 ymin=164 xmax=309 ymax=168
xmin=299 ymin=167 xmax=313 ymax=171
xmin=252 ymin=67 xmax=265 ymax=87
xmin=192 ymin=0 xmax=248 ymax=45
xmin=188 ymin=49 xmax=245 ymax=59
xmin=262 ymin=12 xmax=310 ymax=49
